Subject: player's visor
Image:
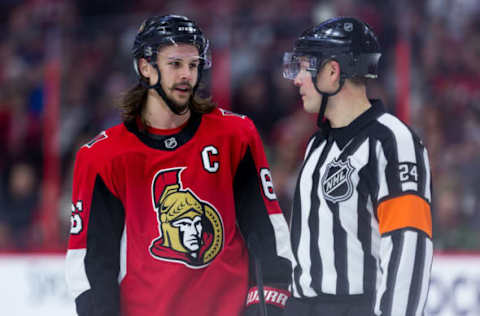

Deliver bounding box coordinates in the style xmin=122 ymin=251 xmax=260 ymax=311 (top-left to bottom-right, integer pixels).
xmin=165 ymin=35 xmax=212 ymax=69
xmin=282 ymin=52 xmax=319 ymax=80
xmin=160 ymin=54 xmax=212 ymax=70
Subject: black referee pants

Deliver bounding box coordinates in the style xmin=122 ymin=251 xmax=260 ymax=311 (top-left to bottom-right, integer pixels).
xmin=284 ymin=294 xmax=375 ymax=316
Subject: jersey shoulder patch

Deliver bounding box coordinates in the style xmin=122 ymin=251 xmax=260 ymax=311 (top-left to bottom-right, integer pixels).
xmin=218 ymin=108 xmax=246 ymax=119
xmin=83 ymin=130 xmax=108 ymax=148
xmin=77 ymin=124 xmax=127 ymax=167
xmin=207 ymin=108 xmax=255 ymax=136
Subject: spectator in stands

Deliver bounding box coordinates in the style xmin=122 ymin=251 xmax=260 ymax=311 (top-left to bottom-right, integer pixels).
xmin=0 ymin=161 xmax=39 ymax=250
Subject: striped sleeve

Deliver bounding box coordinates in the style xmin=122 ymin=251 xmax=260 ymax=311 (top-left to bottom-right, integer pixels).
xmin=373 ymin=114 xmax=433 ymax=316
xmin=375 ymin=230 xmax=433 ymax=316
xmin=374 ymin=113 xmax=432 ymax=236
xmin=65 ymin=146 xmax=125 ymax=316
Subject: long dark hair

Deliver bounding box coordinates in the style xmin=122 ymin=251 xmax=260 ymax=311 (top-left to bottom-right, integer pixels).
xmin=119 ymin=80 xmax=216 ymax=125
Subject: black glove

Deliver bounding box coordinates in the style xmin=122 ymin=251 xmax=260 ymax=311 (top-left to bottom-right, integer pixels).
xmin=244 ymin=286 xmax=290 ymax=316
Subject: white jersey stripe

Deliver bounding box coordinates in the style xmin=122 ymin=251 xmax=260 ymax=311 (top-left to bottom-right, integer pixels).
xmin=65 ymin=248 xmax=90 ymax=298
xmin=340 ymin=140 xmax=369 ymax=294
xmin=318 ymin=185 xmax=337 ymax=294
xmin=318 ymin=147 xmax=340 ymax=294
xmin=340 ymin=195 xmax=363 ymax=294
xmin=378 ymin=114 xmax=418 ymax=192
xmin=402 ymin=181 xmax=418 ymax=192
xmin=270 ymin=213 xmax=294 ymax=263
xmin=416 ymin=238 xmax=433 ymax=316
xmin=298 ymin=144 xmax=323 ymax=296
xmin=304 ymin=137 xmax=316 ymax=160
xmin=118 ymin=225 xmax=127 ymax=284
xmin=423 ymin=148 xmax=432 ymax=202
xmin=375 ymin=235 xmax=393 ymax=315
xmin=377 ymin=114 xmax=416 ymax=164
xmin=376 ymin=141 xmax=389 ymax=200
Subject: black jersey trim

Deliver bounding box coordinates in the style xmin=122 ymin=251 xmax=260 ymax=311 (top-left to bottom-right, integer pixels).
xmin=124 ymin=112 xmax=202 ymax=151
xmin=82 ymin=175 xmax=125 ymax=316
xmin=329 ymin=99 xmax=385 ymax=148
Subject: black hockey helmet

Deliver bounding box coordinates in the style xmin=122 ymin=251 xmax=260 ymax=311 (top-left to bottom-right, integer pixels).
xmin=283 ymin=16 xmax=381 ymax=81
xmin=133 ymin=14 xmax=211 ymax=75
xmin=283 ymin=17 xmax=382 ymax=129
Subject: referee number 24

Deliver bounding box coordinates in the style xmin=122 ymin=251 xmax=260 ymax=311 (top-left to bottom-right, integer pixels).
xmin=399 ymin=163 xmax=418 ymax=183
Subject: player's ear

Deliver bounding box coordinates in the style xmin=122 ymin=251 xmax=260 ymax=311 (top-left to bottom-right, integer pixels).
xmin=138 ymin=58 xmax=152 ymax=78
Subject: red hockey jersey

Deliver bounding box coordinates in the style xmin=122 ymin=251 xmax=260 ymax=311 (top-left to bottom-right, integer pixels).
xmin=65 ymin=108 xmax=292 ymax=316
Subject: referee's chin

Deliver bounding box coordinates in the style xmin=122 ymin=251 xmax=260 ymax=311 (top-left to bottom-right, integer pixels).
xmin=302 ymin=99 xmax=321 ymax=114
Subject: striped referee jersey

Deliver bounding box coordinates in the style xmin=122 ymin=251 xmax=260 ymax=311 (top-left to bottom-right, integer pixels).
xmin=290 ymin=99 xmax=433 ymax=316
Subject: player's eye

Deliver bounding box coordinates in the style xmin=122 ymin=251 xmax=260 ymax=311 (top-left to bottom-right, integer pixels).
xmin=168 ymin=61 xmax=182 ymax=68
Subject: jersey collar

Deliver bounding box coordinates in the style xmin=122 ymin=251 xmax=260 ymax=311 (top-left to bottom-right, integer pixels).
xmin=329 ymin=99 xmax=385 ymax=148
xmin=125 ymin=112 xmax=202 ymax=151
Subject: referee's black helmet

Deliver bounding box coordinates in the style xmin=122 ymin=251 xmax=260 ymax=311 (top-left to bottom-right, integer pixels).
xmin=283 ymin=17 xmax=381 ymax=80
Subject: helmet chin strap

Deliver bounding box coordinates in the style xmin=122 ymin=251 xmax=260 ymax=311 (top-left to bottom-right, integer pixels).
xmin=312 ymin=73 xmax=345 ymax=128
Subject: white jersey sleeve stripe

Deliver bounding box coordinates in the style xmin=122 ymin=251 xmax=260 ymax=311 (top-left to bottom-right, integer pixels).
xmin=377 ymin=114 xmax=416 ymax=164
xmin=270 ymin=213 xmax=294 ymax=263
xmin=423 ymin=148 xmax=432 ymax=202
xmin=65 ymin=249 xmax=90 ymax=299
xmin=416 ymin=238 xmax=433 ymax=316
xmin=118 ymin=225 xmax=127 ymax=284
xmin=391 ymin=230 xmax=417 ymax=316
xmin=376 ymin=141 xmax=389 ymax=201
xmin=378 ymin=114 xmax=418 ymax=192
xmin=375 ymin=235 xmax=393 ymax=315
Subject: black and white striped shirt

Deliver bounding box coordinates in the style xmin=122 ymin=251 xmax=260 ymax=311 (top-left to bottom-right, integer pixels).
xmin=290 ymin=100 xmax=433 ymax=316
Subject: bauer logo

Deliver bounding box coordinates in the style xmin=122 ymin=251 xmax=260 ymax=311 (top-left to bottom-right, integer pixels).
xmin=322 ymin=158 xmax=355 ymax=203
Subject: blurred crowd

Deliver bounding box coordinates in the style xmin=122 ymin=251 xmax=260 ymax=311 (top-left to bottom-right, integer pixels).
xmin=0 ymin=0 xmax=479 ymax=251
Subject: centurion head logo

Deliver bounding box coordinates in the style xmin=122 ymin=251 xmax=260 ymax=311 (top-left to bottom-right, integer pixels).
xmin=321 ymin=158 xmax=355 ymax=203
xmin=150 ymin=167 xmax=224 ymax=268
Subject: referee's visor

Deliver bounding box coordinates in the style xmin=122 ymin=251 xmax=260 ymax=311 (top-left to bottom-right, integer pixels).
xmin=282 ymin=52 xmax=320 ymax=80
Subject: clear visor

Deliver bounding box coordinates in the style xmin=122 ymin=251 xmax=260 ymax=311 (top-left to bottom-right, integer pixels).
xmin=282 ymin=52 xmax=320 ymax=80
xmin=166 ymin=36 xmax=212 ymax=69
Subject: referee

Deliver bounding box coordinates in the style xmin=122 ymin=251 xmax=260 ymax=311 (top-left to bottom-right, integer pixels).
xmin=281 ymin=17 xmax=433 ymax=316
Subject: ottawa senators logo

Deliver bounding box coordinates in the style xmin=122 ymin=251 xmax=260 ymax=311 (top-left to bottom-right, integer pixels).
xmin=149 ymin=167 xmax=224 ymax=268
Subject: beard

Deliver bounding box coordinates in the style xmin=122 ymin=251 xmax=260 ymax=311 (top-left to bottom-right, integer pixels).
xmin=168 ymin=82 xmax=194 ymax=113
xmin=171 ymin=101 xmax=189 ymax=114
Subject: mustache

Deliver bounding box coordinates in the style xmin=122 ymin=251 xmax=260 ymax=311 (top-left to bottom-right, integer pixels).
xmin=171 ymin=82 xmax=193 ymax=91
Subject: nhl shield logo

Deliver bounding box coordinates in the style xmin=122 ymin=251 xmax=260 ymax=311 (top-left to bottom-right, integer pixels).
xmin=322 ymin=158 xmax=355 ymax=203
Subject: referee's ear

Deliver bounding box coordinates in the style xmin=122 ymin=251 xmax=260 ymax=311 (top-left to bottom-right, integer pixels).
xmin=317 ymin=59 xmax=341 ymax=90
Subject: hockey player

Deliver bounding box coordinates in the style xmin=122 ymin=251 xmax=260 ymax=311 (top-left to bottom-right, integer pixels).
xmin=282 ymin=17 xmax=433 ymax=315
xmin=65 ymin=14 xmax=292 ymax=316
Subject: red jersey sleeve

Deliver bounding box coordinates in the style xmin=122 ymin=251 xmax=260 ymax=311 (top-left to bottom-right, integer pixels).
xmin=231 ymin=117 xmax=293 ymax=310
xmin=65 ymin=132 xmax=124 ymax=316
